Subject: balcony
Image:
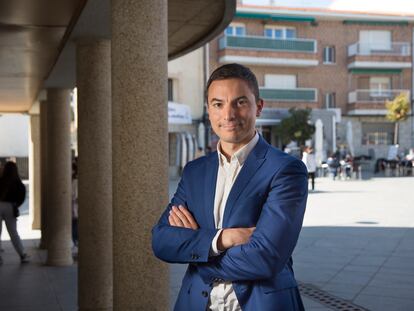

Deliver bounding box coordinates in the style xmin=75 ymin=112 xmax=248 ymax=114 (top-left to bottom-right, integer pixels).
xmin=218 ymin=35 xmax=319 ymax=67
xmin=347 ymin=89 xmax=410 ymax=115
xmin=347 ymin=42 xmax=411 ymax=69
xmin=260 ymin=87 xmax=318 ymax=102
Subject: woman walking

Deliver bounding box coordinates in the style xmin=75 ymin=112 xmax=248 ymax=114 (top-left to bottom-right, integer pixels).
xmin=302 ymin=146 xmax=317 ymax=191
xmin=0 ymin=161 xmax=29 ymax=265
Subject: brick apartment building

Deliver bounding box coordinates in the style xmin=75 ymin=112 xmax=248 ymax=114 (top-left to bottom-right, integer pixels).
xmin=208 ymin=3 xmax=414 ymax=163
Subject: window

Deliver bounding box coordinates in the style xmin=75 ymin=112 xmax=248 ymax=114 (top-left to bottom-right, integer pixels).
xmin=359 ymin=30 xmax=391 ymax=54
xmin=323 ymin=46 xmax=335 ymax=64
xmin=264 ymin=26 xmax=296 ymax=39
xmin=225 ymin=23 xmax=246 ymax=36
xmin=168 ymin=78 xmax=174 ymax=101
xmin=362 ymin=122 xmax=394 ymax=145
xmin=369 ymin=77 xmax=391 ymax=97
xmin=264 ymin=74 xmax=297 ymax=89
xmin=325 ymin=92 xmax=336 ymax=108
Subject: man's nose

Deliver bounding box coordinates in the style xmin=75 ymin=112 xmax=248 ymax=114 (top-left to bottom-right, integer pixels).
xmin=223 ymin=103 xmax=235 ymax=120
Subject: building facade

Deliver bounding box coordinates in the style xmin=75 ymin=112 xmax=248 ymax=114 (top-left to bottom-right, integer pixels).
xmin=208 ymin=3 xmax=414 ymax=162
xmin=168 ymin=47 xmax=207 ymax=177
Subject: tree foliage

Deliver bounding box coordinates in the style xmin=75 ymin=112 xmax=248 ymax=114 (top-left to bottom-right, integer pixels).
xmin=385 ymin=93 xmax=410 ymax=122
xmin=277 ymin=108 xmax=315 ymax=146
xmin=385 ymin=93 xmax=410 ymax=144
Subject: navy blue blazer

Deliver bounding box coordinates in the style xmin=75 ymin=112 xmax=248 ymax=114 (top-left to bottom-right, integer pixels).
xmin=152 ymin=136 xmax=308 ymax=311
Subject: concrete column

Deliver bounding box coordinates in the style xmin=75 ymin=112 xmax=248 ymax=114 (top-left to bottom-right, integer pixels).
xmin=112 ymin=0 xmax=169 ymax=309
xmin=46 ymin=88 xmax=73 ymax=266
xmin=39 ymin=100 xmax=49 ymax=249
xmin=29 ymin=110 xmax=41 ymax=229
xmin=76 ymin=39 xmax=113 ymax=311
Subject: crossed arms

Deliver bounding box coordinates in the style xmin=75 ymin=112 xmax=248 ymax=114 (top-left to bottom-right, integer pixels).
xmin=152 ymin=159 xmax=307 ymax=283
xmin=169 ymin=205 xmax=255 ymax=252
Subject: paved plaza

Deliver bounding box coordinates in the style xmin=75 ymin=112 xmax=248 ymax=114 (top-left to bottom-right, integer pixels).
xmin=1 ymin=176 xmax=413 ymax=310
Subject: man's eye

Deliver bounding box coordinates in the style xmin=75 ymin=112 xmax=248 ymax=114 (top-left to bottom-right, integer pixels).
xmin=237 ymin=100 xmax=248 ymax=105
xmin=212 ymin=102 xmax=222 ymax=108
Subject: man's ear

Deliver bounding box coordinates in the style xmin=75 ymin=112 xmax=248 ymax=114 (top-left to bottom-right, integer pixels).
xmin=256 ymin=99 xmax=264 ymax=117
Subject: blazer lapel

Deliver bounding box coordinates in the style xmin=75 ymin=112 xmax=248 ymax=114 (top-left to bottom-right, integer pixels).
xmin=222 ymin=137 xmax=269 ymax=227
xmin=204 ymin=153 xmax=218 ymax=229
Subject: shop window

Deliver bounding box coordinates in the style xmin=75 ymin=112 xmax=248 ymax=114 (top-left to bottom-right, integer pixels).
xmin=362 ymin=122 xmax=394 ymax=145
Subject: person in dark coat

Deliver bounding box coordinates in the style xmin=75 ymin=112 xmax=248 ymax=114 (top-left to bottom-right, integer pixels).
xmin=0 ymin=161 xmax=29 ymax=265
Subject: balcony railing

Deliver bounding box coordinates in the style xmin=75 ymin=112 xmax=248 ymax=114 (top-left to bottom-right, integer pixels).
xmin=348 ymin=89 xmax=409 ymax=103
xmin=348 ymin=42 xmax=411 ymax=57
xmin=219 ymin=35 xmax=317 ymax=53
xmin=260 ymin=88 xmax=318 ymax=102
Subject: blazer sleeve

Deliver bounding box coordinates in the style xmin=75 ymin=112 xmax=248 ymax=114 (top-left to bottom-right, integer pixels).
xmin=152 ymin=163 xmax=218 ymax=264
xmin=197 ymin=158 xmax=308 ymax=283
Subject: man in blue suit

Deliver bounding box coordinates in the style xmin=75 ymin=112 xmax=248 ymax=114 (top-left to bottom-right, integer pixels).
xmin=152 ymin=63 xmax=308 ymax=310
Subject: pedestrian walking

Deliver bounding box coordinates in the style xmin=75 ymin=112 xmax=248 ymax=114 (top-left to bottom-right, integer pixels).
xmin=327 ymin=154 xmax=340 ymax=180
xmin=0 ymin=161 xmax=29 ymax=265
xmin=302 ymin=146 xmax=317 ymax=190
xmin=71 ymin=157 xmax=79 ymax=248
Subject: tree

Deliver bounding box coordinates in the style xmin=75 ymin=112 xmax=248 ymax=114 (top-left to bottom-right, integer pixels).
xmin=277 ymin=108 xmax=315 ymax=146
xmin=385 ymin=93 xmax=410 ymax=145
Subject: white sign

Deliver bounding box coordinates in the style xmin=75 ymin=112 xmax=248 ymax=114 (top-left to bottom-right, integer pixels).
xmin=168 ymin=101 xmax=192 ymax=124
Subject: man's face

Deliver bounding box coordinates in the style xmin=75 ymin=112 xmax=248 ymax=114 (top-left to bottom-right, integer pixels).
xmin=207 ymin=78 xmax=263 ymax=148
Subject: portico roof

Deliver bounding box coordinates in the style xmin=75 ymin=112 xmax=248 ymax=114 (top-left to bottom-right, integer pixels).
xmin=0 ymin=0 xmax=235 ymax=112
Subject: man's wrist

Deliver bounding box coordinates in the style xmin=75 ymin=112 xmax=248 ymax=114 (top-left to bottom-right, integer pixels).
xmin=217 ymin=229 xmax=232 ymax=251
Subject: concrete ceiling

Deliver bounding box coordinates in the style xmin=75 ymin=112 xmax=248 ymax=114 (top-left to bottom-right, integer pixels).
xmin=0 ymin=0 xmax=235 ymax=112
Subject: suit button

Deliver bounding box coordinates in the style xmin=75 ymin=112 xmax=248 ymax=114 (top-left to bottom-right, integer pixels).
xmin=202 ymin=291 xmax=208 ymax=297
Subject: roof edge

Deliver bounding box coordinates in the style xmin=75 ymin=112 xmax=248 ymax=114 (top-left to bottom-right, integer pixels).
xmin=168 ymin=0 xmax=236 ymax=61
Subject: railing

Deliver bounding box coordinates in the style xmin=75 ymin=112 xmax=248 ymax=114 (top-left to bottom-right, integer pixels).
xmin=219 ymin=35 xmax=317 ymax=53
xmin=259 ymin=87 xmax=318 ymax=102
xmin=348 ymin=42 xmax=411 ymax=57
xmin=348 ymin=89 xmax=410 ymax=103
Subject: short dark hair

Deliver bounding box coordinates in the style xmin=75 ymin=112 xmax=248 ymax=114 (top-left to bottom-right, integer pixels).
xmin=205 ymin=63 xmax=260 ymax=102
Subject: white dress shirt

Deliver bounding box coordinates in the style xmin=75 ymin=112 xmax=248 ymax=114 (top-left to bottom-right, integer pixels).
xmin=208 ymin=133 xmax=259 ymax=311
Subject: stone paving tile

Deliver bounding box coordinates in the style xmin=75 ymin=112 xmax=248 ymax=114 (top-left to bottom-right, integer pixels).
xmin=313 ymin=237 xmax=370 ymax=250
xmin=329 ymin=271 xmax=374 ymax=286
xmin=382 ymin=255 xmax=414 ymax=270
xmin=322 ymin=282 xmax=365 ymax=294
xmin=359 ymin=285 xmax=414 ymax=301
xmin=377 ymin=265 xmax=414 ymax=276
xmin=354 ymin=294 xmax=414 ymax=311
xmin=367 ymin=272 xmax=414 ymax=290
xmin=342 ymin=264 xmax=380 ymax=273
xmin=349 ymin=254 xmax=389 ymax=266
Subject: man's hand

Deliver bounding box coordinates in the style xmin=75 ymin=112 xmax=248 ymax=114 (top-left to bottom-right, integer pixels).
xmin=169 ymin=205 xmax=199 ymax=230
xmin=217 ymin=227 xmax=255 ymax=251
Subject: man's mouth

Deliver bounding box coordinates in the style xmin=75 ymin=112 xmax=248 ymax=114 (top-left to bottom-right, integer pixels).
xmin=220 ymin=123 xmax=239 ymax=130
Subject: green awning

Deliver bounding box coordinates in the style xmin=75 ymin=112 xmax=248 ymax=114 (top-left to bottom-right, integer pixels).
xmin=235 ymin=12 xmax=315 ymax=23
xmin=349 ymin=68 xmax=402 ymax=75
xmin=343 ymin=20 xmax=408 ymax=26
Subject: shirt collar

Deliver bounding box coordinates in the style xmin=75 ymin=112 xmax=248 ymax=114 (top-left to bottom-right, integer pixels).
xmin=217 ymin=132 xmax=259 ymax=166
